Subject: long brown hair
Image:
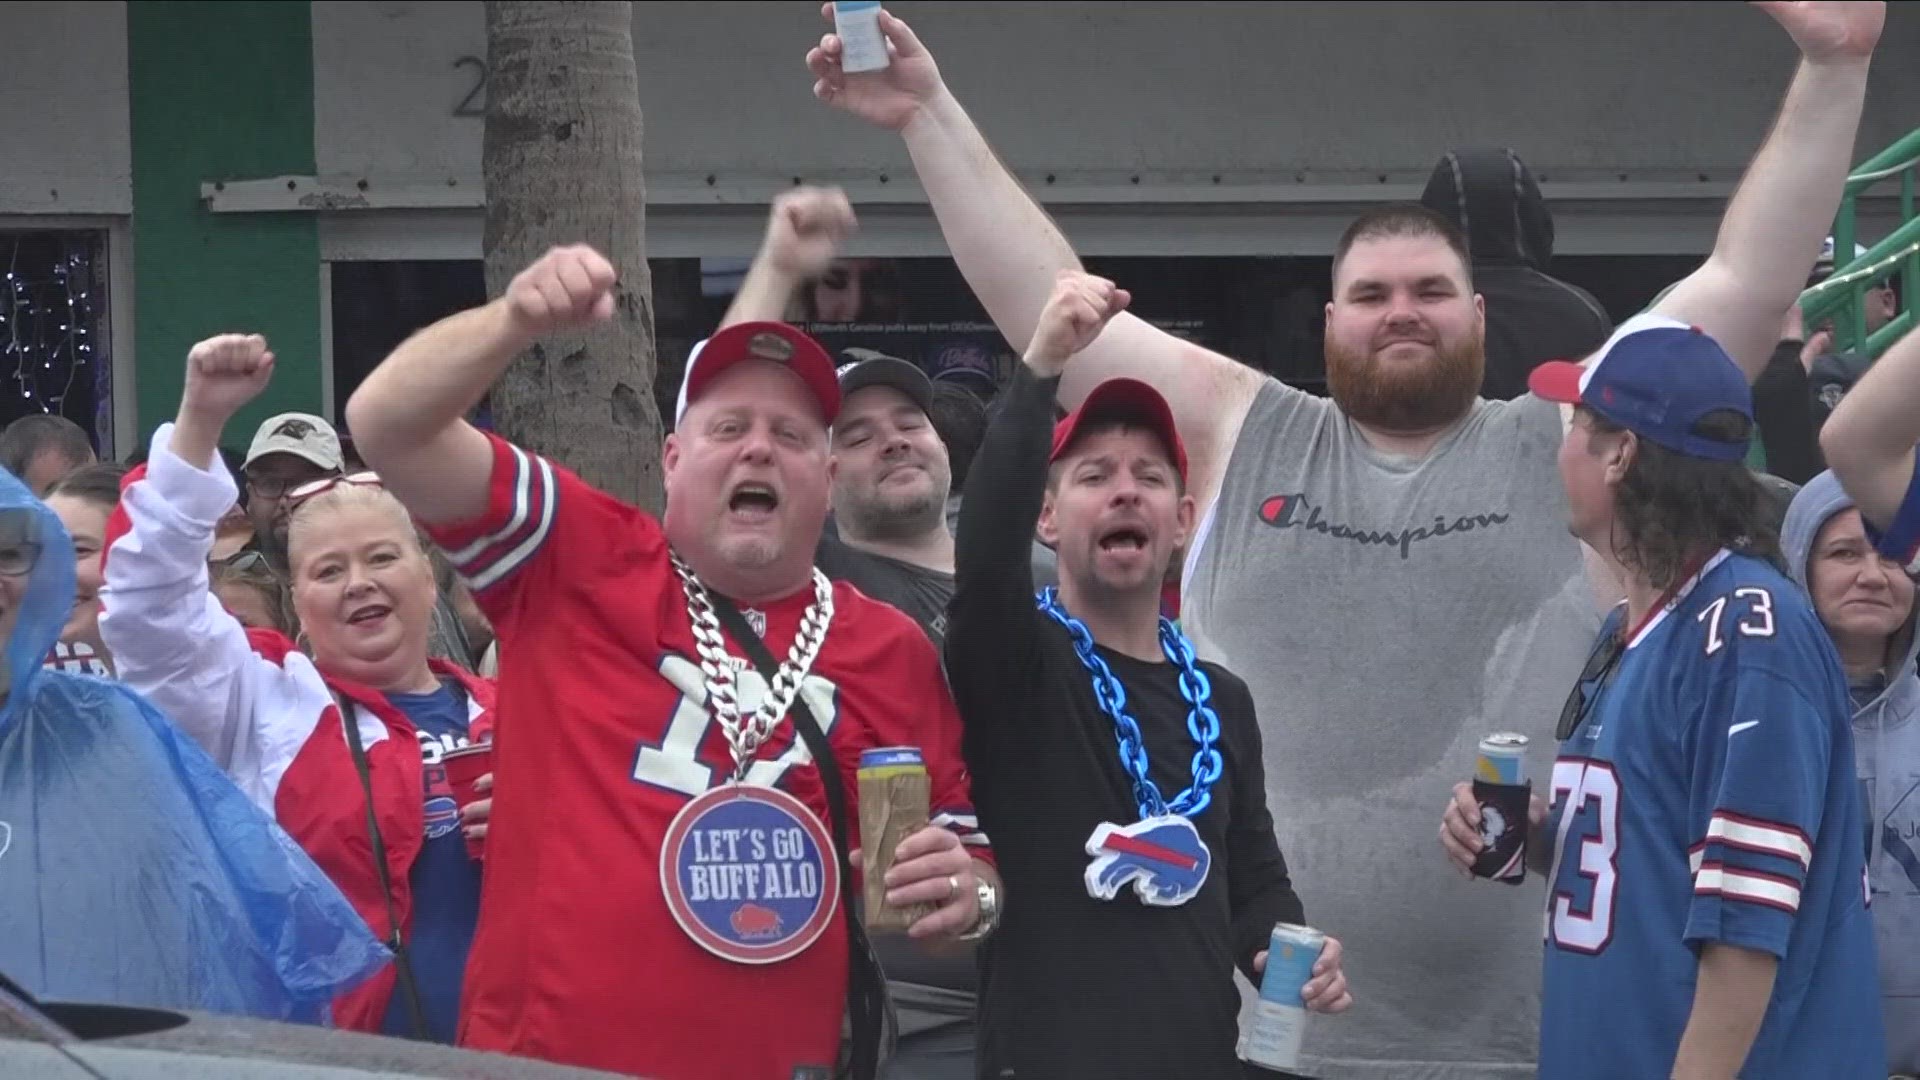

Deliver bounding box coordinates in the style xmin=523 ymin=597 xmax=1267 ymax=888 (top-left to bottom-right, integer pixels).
xmin=1585 ymin=407 xmax=1780 ymax=589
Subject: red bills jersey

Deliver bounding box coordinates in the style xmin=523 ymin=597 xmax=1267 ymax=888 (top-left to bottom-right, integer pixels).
xmin=425 ymin=433 xmax=989 ymax=1080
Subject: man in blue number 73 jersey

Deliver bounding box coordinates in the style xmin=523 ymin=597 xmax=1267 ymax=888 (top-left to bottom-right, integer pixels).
xmin=1514 ymin=315 xmax=1883 ymax=1078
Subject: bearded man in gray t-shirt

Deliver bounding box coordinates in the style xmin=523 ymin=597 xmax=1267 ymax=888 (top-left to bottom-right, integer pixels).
xmin=807 ymin=2 xmax=1881 ymax=1074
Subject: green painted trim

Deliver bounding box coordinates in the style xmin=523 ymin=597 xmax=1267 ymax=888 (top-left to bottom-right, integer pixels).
xmin=128 ymin=0 xmax=320 ymax=451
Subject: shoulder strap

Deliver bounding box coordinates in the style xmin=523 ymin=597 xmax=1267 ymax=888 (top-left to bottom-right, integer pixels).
xmin=706 ymin=595 xmax=890 ymax=1080
xmin=334 ymin=690 xmax=433 ymax=1041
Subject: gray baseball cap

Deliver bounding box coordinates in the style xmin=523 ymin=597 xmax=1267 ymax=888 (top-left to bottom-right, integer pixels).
xmin=836 ymin=350 xmax=934 ymax=416
xmin=244 ymin=413 xmax=343 ymax=471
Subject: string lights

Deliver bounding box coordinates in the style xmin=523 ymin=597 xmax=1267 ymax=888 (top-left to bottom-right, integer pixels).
xmin=0 ymin=233 xmax=103 ymax=433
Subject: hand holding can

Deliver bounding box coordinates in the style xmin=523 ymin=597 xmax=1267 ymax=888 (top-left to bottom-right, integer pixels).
xmin=857 ymin=747 xmax=939 ymax=932
xmin=1470 ymin=733 xmax=1530 ymax=885
xmin=1239 ymin=923 xmax=1330 ymax=1072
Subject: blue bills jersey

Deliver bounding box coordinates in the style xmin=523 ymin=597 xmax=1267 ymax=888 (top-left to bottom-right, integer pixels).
xmin=1541 ymin=549 xmax=1884 ymax=1078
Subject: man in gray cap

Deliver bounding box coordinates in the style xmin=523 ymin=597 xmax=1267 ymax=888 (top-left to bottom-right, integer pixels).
xmin=240 ymin=411 xmax=343 ymax=571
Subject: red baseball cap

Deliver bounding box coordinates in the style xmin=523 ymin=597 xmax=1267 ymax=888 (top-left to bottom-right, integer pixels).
xmin=1050 ymin=378 xmax=1188 ymax=482
xmin=675 ymin=321 xmax=841 ymax=428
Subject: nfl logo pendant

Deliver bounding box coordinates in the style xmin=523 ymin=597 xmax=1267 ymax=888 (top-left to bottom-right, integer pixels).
xmin=662 ymin=783 xmax=840 ymax=964
xmin=744 ymin=608 xmax=768 ymax=637
xmin=1084 ymin=815 xmax=1211 ymax=907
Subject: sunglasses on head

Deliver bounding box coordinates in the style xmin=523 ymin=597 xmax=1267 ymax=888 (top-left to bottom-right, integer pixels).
xmin=1556 ymin=630 xmax=1627 ymax=742
xmin=222 ymin=549 xmax=270 ymax=573
xmin=285 ymin=471 xmax=382 ymax=511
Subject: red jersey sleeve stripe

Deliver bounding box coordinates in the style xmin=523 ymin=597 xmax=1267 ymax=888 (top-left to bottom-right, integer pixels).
xmin=447 ymin=447 xmax=557 ymax=592
xmin=1704 ymin=812 xmax=1812 ymax=871
xmin=1693 ymin=863 xmax=1801 ymax=914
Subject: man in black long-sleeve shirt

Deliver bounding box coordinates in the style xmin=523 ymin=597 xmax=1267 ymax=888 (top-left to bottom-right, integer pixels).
xmin=945 ymin=271 xmax=1351 ymax=1080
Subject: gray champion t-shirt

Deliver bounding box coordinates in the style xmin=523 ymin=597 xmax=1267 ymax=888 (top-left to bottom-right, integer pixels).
xmin=1184 ymin=379 xmax=1602 ymax=1080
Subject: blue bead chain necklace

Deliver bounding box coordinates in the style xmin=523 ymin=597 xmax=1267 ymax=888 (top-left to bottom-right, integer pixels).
xmin=1039 ymin=586 xmax=1223 ymax=906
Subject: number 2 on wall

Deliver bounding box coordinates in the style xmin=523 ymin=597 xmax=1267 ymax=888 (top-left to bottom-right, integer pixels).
xmin=1696 ymin=587 xmax=1776 ymax=656
xmin=1546 ymin=759 xmax=1620 ymax=954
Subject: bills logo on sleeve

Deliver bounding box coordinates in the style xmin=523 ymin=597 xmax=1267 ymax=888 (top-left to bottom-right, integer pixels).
xmin=661 ymin=785 xmax=840 ymax=964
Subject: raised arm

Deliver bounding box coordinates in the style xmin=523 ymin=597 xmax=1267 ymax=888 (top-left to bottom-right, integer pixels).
xmin=946 ymin=273 xmax=1130 ymax=712
xmin=719 ymin=186 xmax=857 ymax=329
xmin=806 ymin=4 xmax=1264 ymax=513
xmin=345 ymin=245 xmax=617 ymax=526
xmin=1820 ymin=326 xmax=1920 ymax=530
xmin=100 ymin=336 xmax=321 ymax=805
xmin=1651 ymin=1 xmax=1883 ymax=380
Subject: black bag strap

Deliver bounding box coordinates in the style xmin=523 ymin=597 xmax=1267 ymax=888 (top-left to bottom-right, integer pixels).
xmin=334 ymin=689 xmax=433 ymax=1041
xmin=707 ymin=594 xmax=889 ymax=1080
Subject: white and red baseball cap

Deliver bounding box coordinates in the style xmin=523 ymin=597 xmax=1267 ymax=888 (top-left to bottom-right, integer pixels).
xmin=675 ymin=322 xmax=841 ymax=428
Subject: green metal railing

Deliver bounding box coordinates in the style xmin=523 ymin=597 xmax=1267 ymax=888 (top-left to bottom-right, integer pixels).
xmin=1799 ymin=127 xmax=1920 ymax=358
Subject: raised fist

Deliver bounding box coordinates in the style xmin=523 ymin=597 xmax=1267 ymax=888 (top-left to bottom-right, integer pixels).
xmin=764 ymin=186 xmax=858 ymax=280
xmin=807 ymin=3 xmax=946 ymax=132
xmin=182 ymin=334 xmax=274 ymax=420
xmin=1752 ymin=1 xmax=1883 ymax=63
xmin=1025 ymin=272 xmax=1132 ymax=378
xmin=504 ymin=245 xmax=618 ymax=337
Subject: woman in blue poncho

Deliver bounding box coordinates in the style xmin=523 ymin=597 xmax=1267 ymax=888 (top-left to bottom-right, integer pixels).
xmin=0 ymin=462 xmax=385 ymax=1022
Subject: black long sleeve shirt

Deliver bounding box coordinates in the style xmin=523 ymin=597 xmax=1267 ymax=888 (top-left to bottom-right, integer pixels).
xmin=944 ymin=365 xmax=1304 ymax=1080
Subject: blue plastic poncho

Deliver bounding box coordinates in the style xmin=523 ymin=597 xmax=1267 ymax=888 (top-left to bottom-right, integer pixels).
xmin=0 ymin=466 xmax=388 ymax=1021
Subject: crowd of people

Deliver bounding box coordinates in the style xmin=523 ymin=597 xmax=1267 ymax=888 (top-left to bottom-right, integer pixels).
xmin=0 ymin=1 xmax=1915 ymax=1078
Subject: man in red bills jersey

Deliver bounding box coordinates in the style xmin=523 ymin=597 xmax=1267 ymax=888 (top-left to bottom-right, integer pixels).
xmin=347 ymin=244 xmax=1000 ymax=1080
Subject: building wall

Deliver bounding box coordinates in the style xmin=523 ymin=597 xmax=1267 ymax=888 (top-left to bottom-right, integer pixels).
xmin=0 ymin=3 xmax=131 ymax=216
xmin=128 ymin=0 xmax=322 ymax=444
xmin=307 ymin=1 xmax=1920 ymax=259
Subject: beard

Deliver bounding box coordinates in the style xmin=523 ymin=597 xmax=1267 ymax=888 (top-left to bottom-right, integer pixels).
xmin=836 ymin=462 xmax=952 ymax=543
xmin=1325 ymin=328 xmax=1485 ymax=433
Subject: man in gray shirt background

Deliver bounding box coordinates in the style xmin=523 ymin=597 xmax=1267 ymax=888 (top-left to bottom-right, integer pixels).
xmin=806 ymin=1 xmax=1881 ymax=1074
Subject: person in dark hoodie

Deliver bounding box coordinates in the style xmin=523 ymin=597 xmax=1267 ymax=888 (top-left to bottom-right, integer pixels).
xmin=1420 ymin=147 xmax=1613 ymax=400
xmin=1780 ymin=470 xmax=1919 ymax=1073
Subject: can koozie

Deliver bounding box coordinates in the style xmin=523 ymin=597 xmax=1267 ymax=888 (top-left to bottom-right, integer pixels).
xmin=1470 ymin=778 xmax=1531 ymax=885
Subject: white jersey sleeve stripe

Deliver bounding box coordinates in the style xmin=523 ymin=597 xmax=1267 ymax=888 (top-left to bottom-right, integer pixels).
xmin=446 ymin=444 xmax=537 ymax=567
xmin=1694 ymin=865 xmax=1801 ymax=913
xmin=1707 ymin=812 xmax=1813 ymax=871
xmin=466 ymin=455 xmax=558 ymax=593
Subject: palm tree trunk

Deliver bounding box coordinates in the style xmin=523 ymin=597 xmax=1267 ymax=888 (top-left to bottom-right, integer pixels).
xmin=482 ymin=0 xmax=662 ymax=513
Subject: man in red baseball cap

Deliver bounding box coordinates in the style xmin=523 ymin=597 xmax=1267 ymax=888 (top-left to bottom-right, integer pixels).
xmin=346 ymin=245 xmax=998 ymax=1080
xmin=943 ymin=270 xmax=1350 ymax=1080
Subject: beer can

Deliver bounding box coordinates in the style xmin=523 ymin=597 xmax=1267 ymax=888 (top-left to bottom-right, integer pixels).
xmin=857 ymin=747 xmax=935 ymax=933
xmin=1238 ymin=922 xmax=1326 ymax=1072
xmin=1475 ymin=732 xmax=1529 ymax=786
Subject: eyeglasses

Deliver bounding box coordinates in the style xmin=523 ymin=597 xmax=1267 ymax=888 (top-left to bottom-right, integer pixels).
xmin=284 ymin=471 xmax=382 ymax=511
xmin=1555 ymin=630 xmax=1627 ymax=741
xmin=0 ymin=509 xmax=41 ymax=578
xmin=246 ymin=471 xmax=330 ymax=499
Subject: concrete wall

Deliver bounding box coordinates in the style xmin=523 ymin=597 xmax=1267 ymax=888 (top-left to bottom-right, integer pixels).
xmin=308 ymin=1 xmax=1920 ymax=258
xmin=0 ymin=2 xmax=131 ymax=215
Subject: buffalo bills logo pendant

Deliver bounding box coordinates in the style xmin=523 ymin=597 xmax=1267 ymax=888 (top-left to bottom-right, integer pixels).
xmin=662 ymin=784 xmax=840 ymax=964
xmin=1084 ymin=816 xmax=1211 ymax=907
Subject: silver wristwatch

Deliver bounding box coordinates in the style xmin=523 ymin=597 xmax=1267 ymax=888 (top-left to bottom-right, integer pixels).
xmin=957 ymin=877 xmax=1000 ymax=942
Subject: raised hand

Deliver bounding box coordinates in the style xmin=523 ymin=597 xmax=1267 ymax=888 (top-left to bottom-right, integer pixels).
xmin=763 ymin=186 xmax=858 ymax=280
xmin=182 ymin=334 xmax=275 ymax=422
xmin=1752 ymin=1 xmax=1884 ymax=63
xmin=807 ymin=3 xmax=945 ymax=131
xmin=503 ymin=245 xmax=618 ymax=337
xmin=1024 ymin=271 xmax=1132 ymax=378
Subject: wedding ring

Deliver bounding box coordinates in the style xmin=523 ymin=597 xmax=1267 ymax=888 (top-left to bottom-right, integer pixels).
xmin=947 ymin=874 xmax=960 ymax=899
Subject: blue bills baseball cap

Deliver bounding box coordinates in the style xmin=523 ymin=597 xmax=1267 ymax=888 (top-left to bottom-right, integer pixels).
xmin=1528 ymin=313 xmax=1752 ymax=462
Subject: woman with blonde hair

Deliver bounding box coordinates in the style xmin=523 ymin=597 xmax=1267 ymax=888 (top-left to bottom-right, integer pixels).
xmin=101 ymin=334 xmax=496 ymax=1043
